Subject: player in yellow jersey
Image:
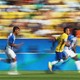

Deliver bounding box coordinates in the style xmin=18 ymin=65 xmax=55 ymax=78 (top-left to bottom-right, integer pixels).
xmin=48 ymin=27 xmax=70 ymax=72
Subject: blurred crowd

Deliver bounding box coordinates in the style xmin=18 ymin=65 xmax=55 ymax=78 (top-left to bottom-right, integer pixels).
xmin=0 ymin=0 xmax=80 ymax=38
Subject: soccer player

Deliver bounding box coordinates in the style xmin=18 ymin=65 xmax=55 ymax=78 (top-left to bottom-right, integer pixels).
xmin=64 ymin=28 xmax=80 ymax=72
xmin=48 ymin=27 xmax=70 ymax=72
xmin=0 ymin=26 xmax=23 ymax=75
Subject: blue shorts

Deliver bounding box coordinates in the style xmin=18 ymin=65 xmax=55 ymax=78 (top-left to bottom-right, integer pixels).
xmin=56 ymin=51 xmax=66 ymax=60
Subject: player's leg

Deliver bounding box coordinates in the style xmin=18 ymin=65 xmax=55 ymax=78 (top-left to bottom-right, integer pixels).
xmin=0 ymin=49 xmax=12 ymax=63
xmin=72 ymin=55 xmax=80 ymax=73
xmin=64 ymin=49 xmax=80 ymax=72
xmin=48 ymin=52 xmax=63 ymax=72
xmin=6 ymin=48 xmax=18 ymax=75
xmin=11 ymin=58 xmax=17 ymax=71
xmin=62 ymin=51 xmax=69 ymax=63
xmin=8 ymin=58 xmax=19 ymax=75
xmin=0 ymin=58 xmax=11 ymax=63
xmin=53 ymin=52 xmax=68 ymax=64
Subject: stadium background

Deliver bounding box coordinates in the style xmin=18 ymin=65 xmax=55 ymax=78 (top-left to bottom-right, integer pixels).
xmin=0 ymin=0 xmax=80 ymax=71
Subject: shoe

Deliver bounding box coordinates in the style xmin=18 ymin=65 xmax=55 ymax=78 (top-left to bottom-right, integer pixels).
xmin=48 ymin=62 xmax=52 ymax=72
xmin=8 ymin=71 xmax=19 ymax=75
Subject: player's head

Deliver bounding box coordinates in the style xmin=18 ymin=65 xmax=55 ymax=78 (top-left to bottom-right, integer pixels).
xmin=13 ymin=26 xmax=20 ymax=35
xmin=64 ymin=27 xmax=70 ymax=35
xmin=72 ymin=28 xmax=77 ymax=37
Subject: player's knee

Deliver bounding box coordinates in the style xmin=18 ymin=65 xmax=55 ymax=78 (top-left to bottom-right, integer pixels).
xmin=12 ymin=58 xmax=16 ymax=62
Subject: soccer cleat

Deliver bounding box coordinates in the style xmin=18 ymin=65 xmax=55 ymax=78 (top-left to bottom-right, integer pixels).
xmin=7 ymin=71 xmax=19 ymax=75
xmin=48 ymin=62 xmax=52 ymax=72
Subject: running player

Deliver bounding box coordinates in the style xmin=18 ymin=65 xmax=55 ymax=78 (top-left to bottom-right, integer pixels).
xmin=0 ymin=26 xmax=23 ymax=75
xmin=64 ymin=28 xmax=80 ymax=72
xmin=48 ymin=27 xmax=70 ymax=72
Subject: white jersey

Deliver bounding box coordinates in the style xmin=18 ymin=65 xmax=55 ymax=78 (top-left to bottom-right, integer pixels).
xmin=7 ymin=33 xmax=15 ymax=49
xmin=64 ymin=34 xmax=77 ymax=58
xmin=64 ymin=34 xmax=77 ymax=50
xmin=5 ymin=33 xmax=16 ymax=59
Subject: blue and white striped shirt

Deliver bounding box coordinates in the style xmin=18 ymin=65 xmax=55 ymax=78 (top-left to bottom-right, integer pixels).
xmin=7 ymin=33 xmax=15 ymax=49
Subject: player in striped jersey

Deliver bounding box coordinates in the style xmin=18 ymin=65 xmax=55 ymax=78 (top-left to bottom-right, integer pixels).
xmin=64 ymin=28 xmax=80 ymax=72
xmin=0 ymin=26 xmax=23 ymax=75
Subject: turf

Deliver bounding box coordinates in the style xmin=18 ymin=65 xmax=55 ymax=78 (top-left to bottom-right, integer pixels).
xmin=0 ymin=71 xmax=80 ymax=80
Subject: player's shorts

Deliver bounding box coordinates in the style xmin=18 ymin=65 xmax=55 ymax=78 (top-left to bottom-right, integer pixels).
xmin=55 ymin=51 xmax=66 ymax=60
xmin=5 ymin=47 xmax=16 ymax=59
xmin=64 ymin=47 xmax=77 ymax=58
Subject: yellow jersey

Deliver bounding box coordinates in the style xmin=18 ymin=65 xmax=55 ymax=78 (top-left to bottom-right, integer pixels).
xmin=55 ymin=33 xmax=68 ymax=52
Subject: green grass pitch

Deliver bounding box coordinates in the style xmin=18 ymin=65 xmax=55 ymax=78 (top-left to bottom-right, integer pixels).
xmin=0 ymin=71 xmax=80 ymax=80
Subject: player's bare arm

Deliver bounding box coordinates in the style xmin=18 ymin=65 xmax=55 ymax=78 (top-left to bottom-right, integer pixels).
xmin=9 ymin=43 xmax=23 ymax=48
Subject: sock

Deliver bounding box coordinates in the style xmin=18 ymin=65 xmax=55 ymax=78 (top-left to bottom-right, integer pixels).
xmin=51 ymin=61 xmax=58 ymax=65
xmin=11 ymin=61 xmax=17 ymax=71
xmin=60 ymin=59 xmax=64 ymax=62
xmin=51 ymin=59 xmax=64 ymax=66
xmin=75 ymin=61 xmax=80 ymax=71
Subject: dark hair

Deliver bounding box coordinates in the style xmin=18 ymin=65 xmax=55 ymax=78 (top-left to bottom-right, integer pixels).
xmin=13 ymin=26 xmax=20 ymax=32
xmin=72 ymin=28 xmax=77 ymax=37
xmin=63 ymin=27 xmax=69 ymax=33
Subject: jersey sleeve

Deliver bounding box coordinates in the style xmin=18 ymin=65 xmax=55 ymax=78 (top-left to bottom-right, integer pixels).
xmin=70 ymin=37 xmax=77 ymax=48
xmin=63 ymin=34 xmax=68 ymax=42
xmin=8 ymin=36 xmax=14 ymax=44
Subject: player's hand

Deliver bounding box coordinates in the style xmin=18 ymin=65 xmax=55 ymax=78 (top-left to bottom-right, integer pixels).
xmin=49 ymin=36 xmax=56 ymax=41
xmin=18 ymin=42 xmax=24 ymax=46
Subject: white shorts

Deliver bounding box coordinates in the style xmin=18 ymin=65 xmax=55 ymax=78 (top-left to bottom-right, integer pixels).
xmin=64 ymin=48 xmax=77 ymax=58
xmin=5 ymin=47 xmax=16 ymax=59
